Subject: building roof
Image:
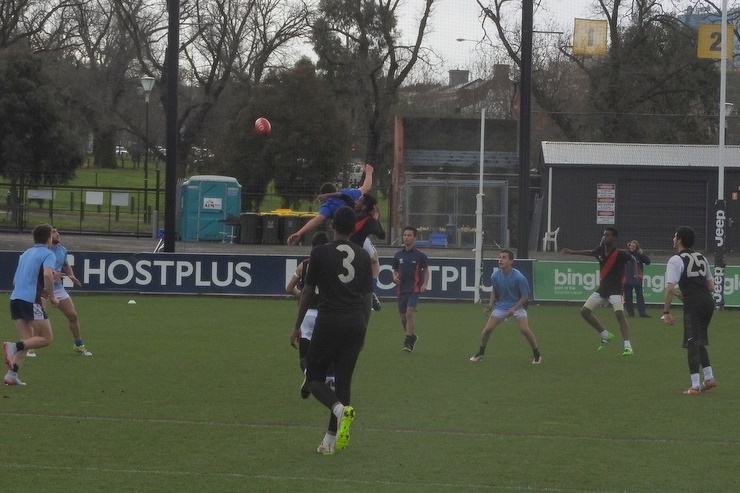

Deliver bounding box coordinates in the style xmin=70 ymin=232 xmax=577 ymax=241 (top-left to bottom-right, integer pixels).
xmin=541 ymin=141 xmax=740 ymax=168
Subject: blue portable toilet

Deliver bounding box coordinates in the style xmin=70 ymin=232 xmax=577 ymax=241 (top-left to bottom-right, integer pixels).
xmin=179 ymin=175 xmax=242 ymax=241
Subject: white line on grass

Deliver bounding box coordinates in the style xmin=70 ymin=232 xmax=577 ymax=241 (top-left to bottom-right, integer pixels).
xmin=1 ymin=411 xmax=738 ymax=446
xmin=0 ymin=463 xmax=628 ymax=492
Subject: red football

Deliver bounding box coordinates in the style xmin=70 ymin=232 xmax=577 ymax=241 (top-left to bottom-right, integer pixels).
xmin=254 ymin=117 xmax=271 ymax=136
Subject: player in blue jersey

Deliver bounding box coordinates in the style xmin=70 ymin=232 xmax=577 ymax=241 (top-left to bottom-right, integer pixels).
xmin=3 ymin=224 xmax=59 ymax=386
xmin=662 ymin=226 xmax=717 ymax=395
xmin=469 ymin=249 xmax=541 ymax=364
xmin=392 ymin=226 xmax=429 ymax=352
xmin=286 ymin=164 xmax=374 ymax=246
xmin=47 ymin=227 xmax=92 ymax=356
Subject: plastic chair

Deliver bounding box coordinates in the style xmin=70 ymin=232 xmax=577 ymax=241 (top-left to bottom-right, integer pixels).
xmin=429 ymin=233 xmax=448 ymax=247
xmin=542 ymin=227 xmax=560 ymax=252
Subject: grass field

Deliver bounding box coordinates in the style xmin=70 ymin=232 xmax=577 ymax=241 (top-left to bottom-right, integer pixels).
xmin=2 ymin=296 xmax=738 ymax=492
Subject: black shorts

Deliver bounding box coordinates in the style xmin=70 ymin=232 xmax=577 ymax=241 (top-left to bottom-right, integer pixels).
xmin=306 ymin=311 xmax=366 ymax=380
xmin=682 ymin=302 xmax=713 ymax=348
xmin=10 ymin=299 xmax=47 ymax=321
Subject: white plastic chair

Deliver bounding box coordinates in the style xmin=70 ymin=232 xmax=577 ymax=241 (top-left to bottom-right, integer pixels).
xmin=542 ymin=227 xmax=560 ymax=252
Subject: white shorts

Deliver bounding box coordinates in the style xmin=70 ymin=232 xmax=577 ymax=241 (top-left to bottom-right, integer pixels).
xmin=301 ymin=308 xmax=318 ymax=340
xmin=53 ymin=287 xmax=70 ymax=301
xmin=583 ymin=292 xmax=624 ymax=312
xmin=362 ymin=238 xmax=377 ymax=258
xmin=491 ymin=307 xmax=527 ymax=320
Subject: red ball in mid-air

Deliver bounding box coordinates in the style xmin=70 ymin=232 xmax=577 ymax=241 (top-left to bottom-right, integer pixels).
xmin=254 ymin=117 xmax=271 ymax=136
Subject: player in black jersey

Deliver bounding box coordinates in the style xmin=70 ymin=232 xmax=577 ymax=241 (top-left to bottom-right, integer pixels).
xmin=293 ymin=206 xmax=373 ymax=454
xmin=562 ymin=227 xmax=636 ymax=356
xmin=351 ymin=193 xmax=385 ymax=310
xmin=662 ymin=226 xmax=717 ymax=395
xmin=287 ymin=231 xmax=332 ymax=398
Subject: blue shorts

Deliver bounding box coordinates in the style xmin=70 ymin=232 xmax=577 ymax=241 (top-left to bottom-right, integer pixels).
xmin=397 ymin=293 xmax=420 ymax=313
xmin=10 ymin=299 xmax=47 ymax=321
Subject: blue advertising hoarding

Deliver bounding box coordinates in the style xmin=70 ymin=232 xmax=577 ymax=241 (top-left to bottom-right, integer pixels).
xmin=0 ymin=251 xmax=532 ymax=300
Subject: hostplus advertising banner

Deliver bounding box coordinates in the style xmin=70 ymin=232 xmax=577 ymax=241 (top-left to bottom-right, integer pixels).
xmin=0 ymin=251 xmax=534 ymax=301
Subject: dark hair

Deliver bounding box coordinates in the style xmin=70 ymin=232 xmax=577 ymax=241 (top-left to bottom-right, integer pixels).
xmin=33 ymin=223 xmax=53 ymax=244
xmin=675 ymin=226 xmax=696 ymax=248
xmin=605 ymin=226 xmax=618 ymax=236
xmin=333 ymin=206 xmax=357 ymax=235
xmin=500 ymin=249 xmax=515 ymax=260
xmin=311 ymin=231 xmax=329 ymax=247
xmin=403 ymin=226 xmax=418 ymax=237
xmin=319 ymin=182 xmax=337 ymax=194
xmin=361 ymin=193 xmax=377 ymax=210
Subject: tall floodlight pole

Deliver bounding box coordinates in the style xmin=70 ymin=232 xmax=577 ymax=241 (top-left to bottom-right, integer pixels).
xmin=517 ymin=0 xmax=534 ymax=259
xmin=140 ymin=76 xmax=155 ymax=227
xmin=475 ymin=108 xmax=485 ymax=304
xmin=714 ymin=0 xmax=729 ymax=309
xmin=163 ymin=0 xmax=179 ymax=252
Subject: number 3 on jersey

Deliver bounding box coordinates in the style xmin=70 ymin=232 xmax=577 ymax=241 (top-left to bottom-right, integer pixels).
xmin=336 ymin=244 xmax=356 ymax=283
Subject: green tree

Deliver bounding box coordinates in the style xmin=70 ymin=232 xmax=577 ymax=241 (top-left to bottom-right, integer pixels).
xmin=218 ymin=59 xmax=350 ymax=211
xmin=0 ymin=49 xmax=83 ymax=223
xmin=478 ymin=0 xmax=722 ymax=145
xmin=312 ymin=0 xmax=436 ymax=179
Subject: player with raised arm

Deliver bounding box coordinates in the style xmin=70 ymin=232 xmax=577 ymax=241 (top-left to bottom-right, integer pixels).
xmin=561 ymin=226 xmax=636 ymax=356
xmin=286 ymin=164 xmax=374 ymax=245
xmin=350 ymin=193 xmax=385 ymax=311
xmin=662 ymin=226 xmax=717 ymax=395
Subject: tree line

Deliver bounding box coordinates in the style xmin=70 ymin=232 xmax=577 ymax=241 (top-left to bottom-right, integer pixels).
xmin=1 ymin=0 xmax=738 ymax=210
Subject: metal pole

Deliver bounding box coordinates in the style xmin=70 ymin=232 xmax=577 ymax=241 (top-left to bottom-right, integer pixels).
xmin=714 ymin=0 xmax=729 ymax=309
xmin=164 ymin=0 xmax=180 ymax=252
xmin=144 ymin=96 xmax=150 ymax=224
xmin=475 ymin=108 xmax=485 ymax=304
xmin=517 ymin=0 xmax=534 ymax=259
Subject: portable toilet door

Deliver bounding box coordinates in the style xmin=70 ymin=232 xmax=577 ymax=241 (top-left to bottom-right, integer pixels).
xmin=179 ymin=175 xmax=242 ymax=241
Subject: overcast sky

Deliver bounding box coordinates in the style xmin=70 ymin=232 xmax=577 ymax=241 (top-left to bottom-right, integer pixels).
xmin=397 ymin=0 xmax=597 ymax=79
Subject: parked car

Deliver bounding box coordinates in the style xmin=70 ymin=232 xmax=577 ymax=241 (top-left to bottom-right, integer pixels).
xmin=115 ymin=146 xmax=129 ymax=156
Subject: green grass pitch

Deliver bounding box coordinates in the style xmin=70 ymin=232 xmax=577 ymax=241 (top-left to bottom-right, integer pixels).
xmin=2 ymin=295 xmax=739 ymax=492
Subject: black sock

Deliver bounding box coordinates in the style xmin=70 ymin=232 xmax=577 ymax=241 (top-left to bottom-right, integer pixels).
xmin=16 ymin=341 xmax=25 ymax=351
xmin=533 ymin=348 xmax=541 ymax=359
xmin=478 ymin=346 xmax=486 ymax=355
xmin=12 ymin=363 xmax=19 ymax=372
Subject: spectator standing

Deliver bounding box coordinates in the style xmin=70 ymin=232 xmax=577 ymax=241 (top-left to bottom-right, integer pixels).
xmin=623 ymin=239 xmax=651 ymax=318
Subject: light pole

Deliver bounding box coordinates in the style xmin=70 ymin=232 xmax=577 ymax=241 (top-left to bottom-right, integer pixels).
xmin=140 ymin=76 xmax=155 ymax=224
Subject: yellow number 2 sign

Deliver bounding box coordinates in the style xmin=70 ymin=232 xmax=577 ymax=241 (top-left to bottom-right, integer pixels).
xmin=697 ymin=24 xmax=734 ymax=59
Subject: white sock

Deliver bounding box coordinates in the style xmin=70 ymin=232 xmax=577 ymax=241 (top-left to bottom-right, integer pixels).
xmin=332 ymin=403 xmax=344 ymax=419
xmin=600 ymin=330 xmax=610 ymax=339
xmin=690 ymin=373 xmax=701 ymax=389
xmin=623 ymin=340 xmax=632 ymax=349
xmin=323 ymin=432 xmax=336 ymax=447
xmin=703 ymin=366 xmax=714 ymax=381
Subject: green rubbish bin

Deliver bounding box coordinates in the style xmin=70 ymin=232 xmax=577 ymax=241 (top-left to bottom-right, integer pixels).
xmin=279 ymin=213 xmax=301 ymax=244
xmin=240 ymin=212 xmax=261 ymax=244
xmin=261 ymin=213 xmax=280 ymax=245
